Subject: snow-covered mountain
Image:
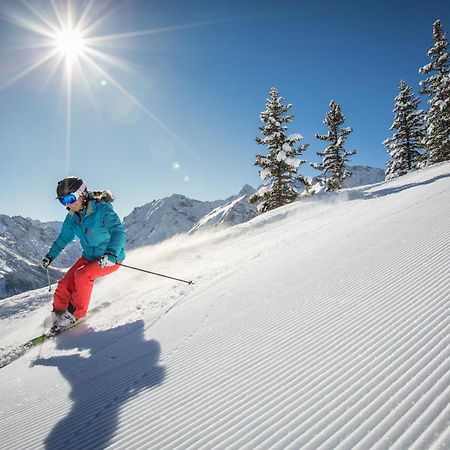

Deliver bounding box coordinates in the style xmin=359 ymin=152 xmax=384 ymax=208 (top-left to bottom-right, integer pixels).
xmin=123 ymin=166 xmax=383 ymax=246
xmin=0 ymin=162 xmax=448 ymax=449
xmin=343 ymin=165 xmax=385 ymax=187
xmin=0 ymin=215 xmax=80 ymax=299
xmin=189 ymin=184 xmax=257 ymax=234
xmin=122 ymin=194 xmax=224 ymax=249
xmin=122 ymin=185 xmax=257 ymax=249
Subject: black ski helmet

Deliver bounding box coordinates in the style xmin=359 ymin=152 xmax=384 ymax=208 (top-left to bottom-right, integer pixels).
xmin=56 ymin=176 xmax=86 ymax=198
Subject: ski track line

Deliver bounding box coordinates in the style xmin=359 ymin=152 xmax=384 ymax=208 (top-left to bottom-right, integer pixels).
xmin=278 ymin=288 xmax=450 ymax=442
xmin=211 ymin=290 xmax=450 ymax=442
xmin=110 ymin=223 xmax=450 ymax=448
xmin=284 ymin=340 xmax=450 ymax=450
xmin=321 ymin=313 xmax=449 ymax=448
xmin=1 ymin=243 xmax=446 ymax=450
xmin=0 ymin=283 xmax=232 ymax=446
xmin=157 ymin=229 xmax=446 ymax=404
xmin=68 ymin=221 xmax=450 ymax=450
xmin=212 ymin=250 xmax=450 ymax=450
xmin=118 ymin=306 xmax=446 ymax=450
xmin=110 ymin=270 xmax=450 ymax=446
xmin=369 ymin=372 xmax=450 ymax=450
xmin=4 ymin=300 xmax=450 ymax=448
xmin=171 ymin=310 xmax=444 ymax=446
xmin=3 ymin=352 xmax=165 ymax=450
xmin=167 ymin=329 xmax=448 ymax=449
xmin=408 ymin=403 xmax=450 ymax=450
xmin=115 ymin=256 xmax=442 ymax=432
xmin=167 ymin=306 xmax=448 ymax=450
xmin=418 ymin=407 xmax=450 ymax=450
xmin=0 ymin=274 xmax=242 ymax=424
xmin=3 ymin=260 xmax=432 ymax=450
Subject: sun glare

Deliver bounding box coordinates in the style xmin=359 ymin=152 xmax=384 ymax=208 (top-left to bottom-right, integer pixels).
xmin=54 ymin=29 xmax=85 ymax=58
xmin=0 ymin=0 xmax=208 ymax=171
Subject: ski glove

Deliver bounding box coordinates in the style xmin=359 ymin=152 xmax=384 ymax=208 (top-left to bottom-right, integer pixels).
xmin=98 ymin=254 xmax=116 ymax=268
xmin=41 ymin=256 xmax=52 ymax=268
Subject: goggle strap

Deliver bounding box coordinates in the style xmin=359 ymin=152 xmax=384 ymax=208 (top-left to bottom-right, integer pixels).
xmin=72 ymin=182 xmax=86 ymax=198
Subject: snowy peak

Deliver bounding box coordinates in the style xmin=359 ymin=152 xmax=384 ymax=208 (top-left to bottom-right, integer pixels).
xmin=122 ymin=186 xmax=258 ymax=249
xmin=343 ymin=165 xmax=385 ymax=188
xmin=122 ymin=193 xmax=224 ymax=249
xmin=306 ymin=165 xmax=385 ymax=191
xmin=236 ymin=184 xmax=256 ymax=197
xmin=190 ymin=186 xmax=257 ymax=233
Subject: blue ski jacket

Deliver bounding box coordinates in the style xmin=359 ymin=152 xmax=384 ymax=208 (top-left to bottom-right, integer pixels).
xmin=47 ymin=198 xmax=126 ymax=263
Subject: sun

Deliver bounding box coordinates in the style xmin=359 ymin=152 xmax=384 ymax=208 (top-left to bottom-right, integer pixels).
xmin=0 ymin=0 xmax=211 ymax=171
xmin=53 ymin=29 xmax=85 ymax=59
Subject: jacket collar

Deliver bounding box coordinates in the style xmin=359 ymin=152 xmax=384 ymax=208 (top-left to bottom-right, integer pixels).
xmin=67 ymin=200 xmax=96 ymax=217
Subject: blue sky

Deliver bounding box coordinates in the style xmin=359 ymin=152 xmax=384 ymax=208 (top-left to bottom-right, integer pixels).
xmin=0 ymin=0 xmax=449 ymax=221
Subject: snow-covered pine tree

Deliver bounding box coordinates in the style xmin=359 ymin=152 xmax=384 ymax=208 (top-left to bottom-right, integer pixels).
xmin=312 ymin=100 xmax=356 ymax=191
xmin=383 ymin=80 xmax=426 ymax=179
xmin=250 ymin=86 xmax=308 ymax=213
xmin=419 ymin=20 xmax=450 ymax=164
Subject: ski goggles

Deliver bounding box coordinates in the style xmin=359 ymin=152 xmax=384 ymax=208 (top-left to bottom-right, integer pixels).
xmin=58 ymin=182 xmax=86 ymax=206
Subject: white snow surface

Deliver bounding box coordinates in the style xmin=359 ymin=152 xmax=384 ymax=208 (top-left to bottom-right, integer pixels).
xmin=0 ymin=163 xmax=449 ymax=449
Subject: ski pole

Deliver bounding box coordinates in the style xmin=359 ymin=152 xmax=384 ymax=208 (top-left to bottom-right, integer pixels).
xmin=119 ymin=263 xmax=194 ymax=285
xmin=46 ymin=268 xmax=52 ymax=292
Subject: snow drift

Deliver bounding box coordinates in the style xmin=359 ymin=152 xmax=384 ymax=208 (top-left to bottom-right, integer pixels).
xmin=0 ymin=162 xmax=449 ymax=449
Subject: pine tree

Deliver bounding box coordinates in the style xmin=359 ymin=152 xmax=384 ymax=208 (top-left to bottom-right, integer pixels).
xmin=419 ymin=20 xmax=450 ymax=164
xmin=383 ymin=80 xmax=426 ymax=179
xmin=250 ymin=86 xmax=308 ymax=213
xmin=313 ymin=100 xmax=356 ymax=191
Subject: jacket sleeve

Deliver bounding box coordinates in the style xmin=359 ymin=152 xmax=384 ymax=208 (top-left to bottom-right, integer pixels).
xmin=47 ymin=215 xmax=75 ymax=261
xmin=102 ymin=204 xmax=126 ymax=260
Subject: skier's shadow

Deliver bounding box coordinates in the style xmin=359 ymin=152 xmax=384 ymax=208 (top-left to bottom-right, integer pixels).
xmin=34 ymin=319 xmax=165 ymax=450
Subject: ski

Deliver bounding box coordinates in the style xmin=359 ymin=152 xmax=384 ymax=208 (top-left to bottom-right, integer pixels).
xmin=0 ymin=301 xmax=111 ymax=369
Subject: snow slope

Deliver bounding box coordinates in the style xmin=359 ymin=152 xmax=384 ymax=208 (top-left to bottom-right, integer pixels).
xmin=0 ymin=163 xmax=449 ymax=449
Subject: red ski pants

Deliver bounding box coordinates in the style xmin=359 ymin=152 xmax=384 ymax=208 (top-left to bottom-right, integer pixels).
xmin=53 ymin=257 xmax=120 ymax=318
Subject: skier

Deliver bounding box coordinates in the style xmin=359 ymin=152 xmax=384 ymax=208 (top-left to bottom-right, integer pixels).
xmin=41 ymin=177 xmax=126 ymax=331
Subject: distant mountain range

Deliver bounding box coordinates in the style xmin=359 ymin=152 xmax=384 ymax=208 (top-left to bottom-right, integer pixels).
xmin=343 ymin=165 xmax=385 ymax=188
xmin=123 ymin=184 xmax=257 ymax=249
xmin=0 ymin=166 xmax=384 ymax=299
xmin=0 ymin=215 xmax=80 ymax=299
